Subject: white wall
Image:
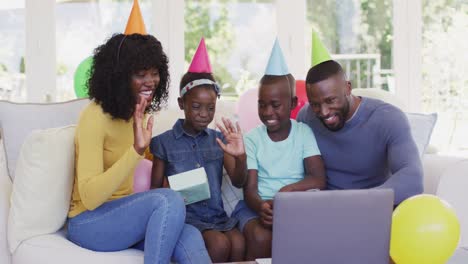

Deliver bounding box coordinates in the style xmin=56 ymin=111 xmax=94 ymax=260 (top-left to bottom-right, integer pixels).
xmin=25 ymin=0 xmax=56 ymax=102
xmin=152 ymin=0 xmax=184 ymax=108
xmin=276 ymin=0 xmax=306 ymax=80
xmin=393 ymin=0 xmax=422 ymax=112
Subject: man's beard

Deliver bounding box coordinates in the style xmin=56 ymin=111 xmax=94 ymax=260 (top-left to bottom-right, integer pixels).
xmin=319 ymin=101 xmax=350 ymax=132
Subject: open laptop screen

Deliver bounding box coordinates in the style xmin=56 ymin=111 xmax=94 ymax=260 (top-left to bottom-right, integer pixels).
xmin=272 ymin=189 xmax=394 ymax=264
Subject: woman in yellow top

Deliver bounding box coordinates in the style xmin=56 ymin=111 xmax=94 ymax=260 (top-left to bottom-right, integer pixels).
xmin=67 ymin=33 xmax=210 ymax=264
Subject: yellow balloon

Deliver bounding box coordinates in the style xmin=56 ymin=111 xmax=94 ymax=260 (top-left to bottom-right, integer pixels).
xmin=390 ymin=194 xmax=460 ymax=264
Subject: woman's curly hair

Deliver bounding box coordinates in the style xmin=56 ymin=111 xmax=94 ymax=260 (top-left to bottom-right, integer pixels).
xmin=88 ymin=33 xmax=170 ymax=120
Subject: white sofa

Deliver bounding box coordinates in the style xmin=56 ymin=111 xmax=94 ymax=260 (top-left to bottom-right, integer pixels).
xmin=0 ymin=98 xmax=244 ymax=264
xmin=1 ymin=90 xmax=467 ymax=264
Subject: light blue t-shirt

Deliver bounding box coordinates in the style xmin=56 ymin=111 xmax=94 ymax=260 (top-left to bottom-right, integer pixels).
xmin=245 ymin=119 xmax=321 ymax=200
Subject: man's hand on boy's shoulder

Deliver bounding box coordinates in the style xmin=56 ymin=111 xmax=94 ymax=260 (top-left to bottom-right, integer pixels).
xmin=278 ymin=184 xmax=295 ymax=192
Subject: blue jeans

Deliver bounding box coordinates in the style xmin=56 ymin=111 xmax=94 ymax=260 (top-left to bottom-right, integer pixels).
xmin=67 ymin=188 xmax=210 ymax=264
xmin=231 ymin=200 xmax=259 ymax=232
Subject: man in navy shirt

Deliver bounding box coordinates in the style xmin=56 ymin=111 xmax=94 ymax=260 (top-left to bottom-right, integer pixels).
xmin=297 ymin=60 xmax=423 ymax=205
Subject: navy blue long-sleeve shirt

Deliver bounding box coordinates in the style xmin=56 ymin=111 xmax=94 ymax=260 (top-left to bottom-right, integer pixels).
xmin=297 ymin=97 xmax=423 ymax=205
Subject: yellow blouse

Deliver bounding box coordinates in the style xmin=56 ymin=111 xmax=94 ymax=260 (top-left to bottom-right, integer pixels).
xmin=68 ymin=102 xmax=143 ymax=218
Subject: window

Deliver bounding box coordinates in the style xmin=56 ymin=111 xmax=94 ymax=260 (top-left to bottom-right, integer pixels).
xmin=0 ymin=1 xmax=25 ymax=101
xmin=306 ymin=0 xmax=393 ymax=91
xmin=185 ymin=0 xmax=276 ymax=99
xmin=55 ymin=0 xmax=154 ymax=101
xmin=421 ymin=0 xmax=468 ymax=155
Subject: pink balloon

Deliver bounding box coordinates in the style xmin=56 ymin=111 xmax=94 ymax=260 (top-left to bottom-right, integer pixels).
xmin=236 ymin=88 xmax=262 ymax=133
xmin=133 ymin=159 xmax=152 ymax=193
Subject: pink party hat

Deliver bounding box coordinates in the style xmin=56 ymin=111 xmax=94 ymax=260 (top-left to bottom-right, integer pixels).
xmin=188 ymin=38 xmax=212 ymax=73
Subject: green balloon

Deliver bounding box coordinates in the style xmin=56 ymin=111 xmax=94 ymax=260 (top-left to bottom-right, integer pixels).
xmin=74 ymin=56 xmax=93 ymax=98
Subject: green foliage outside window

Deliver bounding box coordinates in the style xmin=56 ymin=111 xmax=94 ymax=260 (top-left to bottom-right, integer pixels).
xmin=185 ymin=0 xmax=236 ymax=95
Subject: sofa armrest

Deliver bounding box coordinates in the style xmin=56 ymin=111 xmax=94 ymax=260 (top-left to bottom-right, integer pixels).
xmin=1 ymin=140 xmax=12 ymax=264
xmin=422 ymin=153 xmax=467 ymax=195
xmin=436 ymin=159 xmax=468 ymax=248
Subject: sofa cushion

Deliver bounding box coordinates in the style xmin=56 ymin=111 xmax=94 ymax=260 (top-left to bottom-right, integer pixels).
xmin=448 ymin=249 xmax=468 ymax=264
xmin=352 ymin=88 xmax=404 ymax=109
xmin=221 ymin=172 xmax=243 ymax=216
xmin=152 ymin=108 xmax=185 ymax=136
xmin=12 ymin=230 xmax=143 ymax=264
xmin=8 ymin=126 xmax=75 ymax=253
xmin=406 ymin=112 xmax=437 ymax=157
xmin=0 ymin=99 xmax=89 ymax=180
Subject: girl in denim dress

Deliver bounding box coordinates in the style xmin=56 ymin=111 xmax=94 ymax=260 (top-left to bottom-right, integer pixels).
xmin=150 ymin=39 xmax=248 ymax=263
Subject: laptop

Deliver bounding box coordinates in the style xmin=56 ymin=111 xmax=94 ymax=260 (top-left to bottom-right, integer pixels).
xmin=270 ymin=189 xmax=394 ymax=264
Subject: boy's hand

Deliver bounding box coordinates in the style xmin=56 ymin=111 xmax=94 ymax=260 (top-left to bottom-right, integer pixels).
xmin=216 ymin=117 xmax=245 ymax=158
xmin=133 ymin=96 xmax=154 ymax=155
xmin=259 ymin=200 xmax=273 ymax=228
xmin=279 ymin=184 xmax=295 ymax=192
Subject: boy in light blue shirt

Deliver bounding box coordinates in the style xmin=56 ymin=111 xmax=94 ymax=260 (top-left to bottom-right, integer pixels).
xmin=232 ymin=39 xmax=326 ymax=260
xmin=245 ymin=119 xmax=321 ymax=200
